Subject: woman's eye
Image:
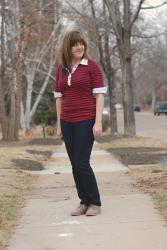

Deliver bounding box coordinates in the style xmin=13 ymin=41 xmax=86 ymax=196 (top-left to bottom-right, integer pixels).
xmin=74 ymin=43 xmax=83 ymax=47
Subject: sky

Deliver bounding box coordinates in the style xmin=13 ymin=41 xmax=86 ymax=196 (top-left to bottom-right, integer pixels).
xmin=140 ymin=0 xmax=167 ymax=31
xmin=146 ymin=0 xmax=167 ymax=7
xmin=143 ymin=0 xmax=167 ymax=15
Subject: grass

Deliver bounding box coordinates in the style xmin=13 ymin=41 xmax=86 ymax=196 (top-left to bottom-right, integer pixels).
xmin=0 ymin=201 xmax=14 ymax=224
xmin=129 ymin=164 xmax=167 ymax=222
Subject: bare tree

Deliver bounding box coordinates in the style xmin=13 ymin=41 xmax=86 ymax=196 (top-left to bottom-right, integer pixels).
xmin=0 ymin=0 xmax=63 ymax=140
xmin=135 ymin=37 xmax=167 ymax=109
xmin=131 ymin=4 xmax=167 ymax=109
xmin=0 ymin=0 xmax=8 ymax=139
xmin=0 ymin=0 xmax=31 ymax=140
xmin=103 ymin=0 xmax=145 ymax=136
xmin=20 ymin=1 xmax=62 ymax=132
xmin=103 ymin=0 xmax=167 ymax=136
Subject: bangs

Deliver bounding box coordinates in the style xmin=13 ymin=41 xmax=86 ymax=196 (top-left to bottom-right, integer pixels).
xmin=69 ymin=32 xmax=87 ymax=48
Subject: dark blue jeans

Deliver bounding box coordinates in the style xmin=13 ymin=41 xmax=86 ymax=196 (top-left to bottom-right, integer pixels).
xmin=60 ymin=118 xmax=101 ymax=206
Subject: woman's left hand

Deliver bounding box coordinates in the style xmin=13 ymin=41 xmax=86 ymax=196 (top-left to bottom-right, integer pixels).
xmin=93 ymin=122 xmax=102 ymax=138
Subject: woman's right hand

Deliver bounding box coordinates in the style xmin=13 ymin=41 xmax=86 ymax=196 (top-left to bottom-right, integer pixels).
xmin=56 ymin=124 xmax=62 ymax=139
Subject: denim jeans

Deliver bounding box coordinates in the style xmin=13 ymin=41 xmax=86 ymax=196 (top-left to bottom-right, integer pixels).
xmin=60 ymin=118 xmax=101 ymax=206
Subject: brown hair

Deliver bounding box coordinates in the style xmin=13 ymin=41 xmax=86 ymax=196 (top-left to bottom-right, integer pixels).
xmin=59 ymin=30 xmax=90 ymax=71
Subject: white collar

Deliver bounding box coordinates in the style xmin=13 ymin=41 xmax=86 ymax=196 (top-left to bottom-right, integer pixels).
xmin=80 ymin=58 xmax=88 ymax=65
xmin=65 ymin=58 xmax=88 ymax=74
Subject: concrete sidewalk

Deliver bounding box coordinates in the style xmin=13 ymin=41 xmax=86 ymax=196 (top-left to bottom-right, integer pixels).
xmin=8 ymin=143 xmax=167 ymax=250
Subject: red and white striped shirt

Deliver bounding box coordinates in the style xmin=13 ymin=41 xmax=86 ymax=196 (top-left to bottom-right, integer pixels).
xmin=54 ymin=58 xmax=107 ymax=122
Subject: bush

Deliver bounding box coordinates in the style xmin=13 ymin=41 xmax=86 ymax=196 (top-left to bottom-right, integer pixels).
xmin=34 ymin=110 xmax=57 ymax=126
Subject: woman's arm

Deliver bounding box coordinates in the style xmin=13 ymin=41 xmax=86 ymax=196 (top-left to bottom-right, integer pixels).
xmin=56 ymin=97 xmax=62 ymax=138
xmin=93 ymin=93 xmax=104 ymax=138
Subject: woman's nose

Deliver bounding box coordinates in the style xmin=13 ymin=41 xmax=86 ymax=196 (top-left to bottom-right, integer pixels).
xmin=76 ymin=43 xmax=83 ymax=49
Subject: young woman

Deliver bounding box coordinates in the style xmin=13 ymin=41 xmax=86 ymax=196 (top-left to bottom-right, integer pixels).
xmin=54 ymin=30 xmax=107 ymax=216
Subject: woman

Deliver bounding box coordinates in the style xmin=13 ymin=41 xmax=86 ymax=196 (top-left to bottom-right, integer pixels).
xmin=54 ymin=30 xmax=107 ymax=216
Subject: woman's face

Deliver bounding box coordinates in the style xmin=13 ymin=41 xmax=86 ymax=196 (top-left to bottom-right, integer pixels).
xmin=71 ymin=42 xmax=85 ymax=60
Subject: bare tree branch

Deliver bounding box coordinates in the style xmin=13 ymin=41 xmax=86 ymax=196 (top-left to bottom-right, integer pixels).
xmin=35 ymin=69 xmax=56 ymax=81
xmin=66 ymin=1 xmax=91 ymax=21
xmin=30 ymin=51 xmax=55 ymax=119
xmin=104 ymin=0 xmax=123 ymax=42
xmin=141 ymin=1 xmax=167 ymax=9
xmin=130 ymin=0 xmax=145 ymax=28
xmin=132 ymin=31 xmax=166 ymax=39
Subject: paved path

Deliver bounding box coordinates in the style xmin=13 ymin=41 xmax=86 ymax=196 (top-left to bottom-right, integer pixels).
xmin=8 ymin=143 xmax=167 ymax=250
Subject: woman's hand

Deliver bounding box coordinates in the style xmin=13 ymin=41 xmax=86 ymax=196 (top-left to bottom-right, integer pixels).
xmin=56 ymin=124 xmax=62 ymax=139
xmin=93 ymin=122 xmax=102 ymax=138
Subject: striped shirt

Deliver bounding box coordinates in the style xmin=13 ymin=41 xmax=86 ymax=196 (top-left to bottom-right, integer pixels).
xmin=54 ymin=58 xmax=107 ymax=122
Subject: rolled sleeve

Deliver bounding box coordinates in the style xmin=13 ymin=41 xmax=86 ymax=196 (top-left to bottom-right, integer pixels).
xmin=53 ymin=91 xmax=62 ymax=98
xmin=92 ymin=86 xmax=108 ymax=94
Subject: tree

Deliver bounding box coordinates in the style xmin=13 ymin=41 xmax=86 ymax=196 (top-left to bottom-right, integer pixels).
xmin=103 ymin=0 xmax=167 ymax=136
xmin=103 ymin=0 xmax=142 ymax=136
xmin=0 ymin=0 xmax=63 ymax=140
xmin=0 ymin=0 xmax=31 ymax=140
xmin=20 ymin=0 xmax=62 ymax=132
xmin=131 ymin=5 xmax=167 ymax=108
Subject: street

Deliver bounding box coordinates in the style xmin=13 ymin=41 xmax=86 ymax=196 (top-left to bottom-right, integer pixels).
xmin=117 ymin=110 xmax=167 ymax=141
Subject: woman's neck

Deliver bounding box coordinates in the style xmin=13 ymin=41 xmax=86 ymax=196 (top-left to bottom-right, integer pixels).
xmin=71 ymin=58 xmax=82 ymax=66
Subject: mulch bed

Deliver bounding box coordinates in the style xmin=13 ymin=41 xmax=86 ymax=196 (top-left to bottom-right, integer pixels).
xmin=12 ymin=159 xmax=44 ymax=171
xmin=107 ymin=147 xmax=167 ymax=166
xmin=28 ymin=138 xmax=62 ymax=145
xmin=97 ymin=134 xmax=167 ymax=166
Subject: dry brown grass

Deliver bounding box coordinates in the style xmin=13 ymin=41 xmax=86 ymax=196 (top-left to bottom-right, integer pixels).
xmin=129 ymin=164 xmax=167 ymax=222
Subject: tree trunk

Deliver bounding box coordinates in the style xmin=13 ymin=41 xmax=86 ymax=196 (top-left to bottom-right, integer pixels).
xmin=8 ymin=14 xmax=31 ymax=140
xmin=20 ymin=1 xmax=61 ymax=132
xmin=104 ymin=0 xmax=137 ymax=136
xmin=151 ymin=85 xmax=156 ymax=111
xmin=122 ymin=0 xmax=136 ymax=136
xmin=24 ymin=67 xmax=36 ymax=132
xmin=120 ymin=55 xmax=136 ymax=136
xmin=20 ymin=102 xmax=26 ymax=132
xmin=29 ymin=57 xmax=54 ymax=120
xmin=104 ymin=34 xmax=118 ymax=134
xmin=1 ymin=7 xmax=31 ymax=141
xmin=0 ymin=0 xmax=9 ymax=140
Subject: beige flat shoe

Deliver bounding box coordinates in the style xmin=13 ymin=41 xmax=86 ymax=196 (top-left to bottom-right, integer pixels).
xmin=71 ymin=204 xmax=88 ymax=216
xmin=86 ymin=205 xmax=101 ymax=216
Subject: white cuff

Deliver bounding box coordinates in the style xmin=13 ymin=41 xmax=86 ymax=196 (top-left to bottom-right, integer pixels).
xmin=53 ymin=91 xmax=62 ymax=98
xmin=92 ymin=86 xmax=108 ymax=94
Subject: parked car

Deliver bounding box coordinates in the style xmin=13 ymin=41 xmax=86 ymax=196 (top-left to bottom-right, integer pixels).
xmin=154 ymin=102 xmax=167 ymax=116
xmin=133 ymin=104 xmax=141 ymax=112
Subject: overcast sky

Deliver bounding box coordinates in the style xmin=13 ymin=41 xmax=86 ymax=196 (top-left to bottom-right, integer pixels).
xmin=143 ymin=0 xmax=167 ymax=14
xmin=141 ymin=0 xmax=167 ymax=29
xmin=146 ymin=0 xmax=167 ymax=7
